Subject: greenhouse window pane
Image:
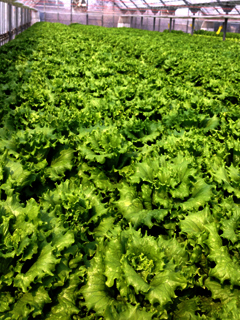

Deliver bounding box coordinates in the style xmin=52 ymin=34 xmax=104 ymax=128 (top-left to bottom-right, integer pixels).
xmin=214 ymin=7 xmax=225 ymax=14
xmin=234 ymin=6 xmax=240 ymax=13
xmin=145 ymin=0 xmax=161 ymax=5
xmin=163 ymin=0 xmax=185 ymax=6
xmin=117 ymin=2 xmax=127 ymax=9
xmin=128 ymin=0 xmax=148 ymax=8
xmin=187 ymin=0 xmax=216 ymax=4
xmin=125 ymin=2 xmax=137 ymax=9
xmin=218 ymin=0 xmax=240 ymax=4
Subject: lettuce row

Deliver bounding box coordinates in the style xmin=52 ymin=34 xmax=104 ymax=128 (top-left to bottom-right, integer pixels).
xmin=82 ymin=226 xmax=193 ymax=320
xmin=1 ymin=22 xmax=240 ymax=319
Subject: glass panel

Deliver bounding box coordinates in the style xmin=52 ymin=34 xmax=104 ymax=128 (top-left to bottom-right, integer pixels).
xmin=233 ymin=6 xmax=240 ymax=13
xmin=161 ymin=0 xmax=185 ymax=5
xmin=131 ymin=0 xmax=148 ymax=8
xmin=187 ymin=0 xmax=216 ymax=4
xmin=30 ymin=0 xmax=240 ymax=17
xmin=146 ymin=0 xmax=165 ymax=5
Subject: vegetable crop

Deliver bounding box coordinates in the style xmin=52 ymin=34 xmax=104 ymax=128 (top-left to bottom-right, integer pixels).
xmin=1 ymin=22 xmax=240 ymax=319
xmin=194 ymin=29 xmax=240 ymax=40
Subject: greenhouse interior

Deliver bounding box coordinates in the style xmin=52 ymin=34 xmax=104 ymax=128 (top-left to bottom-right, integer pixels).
xmin=1 ymin=0 xmax=240 ymax=319
xmin=1 ymin=0 xmax=240 ymax=43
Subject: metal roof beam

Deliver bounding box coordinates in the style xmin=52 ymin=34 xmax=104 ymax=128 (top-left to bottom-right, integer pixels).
xmin=123 ymin=13 xmax=240 ymax=19
xmin=97 ymin=0 xmax=240 ymax=15
xmin=114 ymin=1 xmax=240 ymax=12
xmin=182 ymin=0 xmax=205 ymax=15
xmin=129 ymin=0 xmax=139 ymax=8
xmin=149 ymin=0 xmax=166 ymax=7
xmin=118 ymin=0 xmax=128 ymax=9
xmin=141 ymin=0 xmax=151 ymax=8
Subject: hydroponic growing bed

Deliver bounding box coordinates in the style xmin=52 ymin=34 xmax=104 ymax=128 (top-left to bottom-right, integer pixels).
xmin=1 ymin=22 xmax=240 ymax=319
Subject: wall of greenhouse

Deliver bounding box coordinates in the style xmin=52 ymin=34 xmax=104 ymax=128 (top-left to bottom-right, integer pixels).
xmin=32 ymin=1 xmax=239 ymax=32
xmin=34 ymin=0 xmax=202 ymax=32
xmin=0 ymin=1 xmax=32 ymax=46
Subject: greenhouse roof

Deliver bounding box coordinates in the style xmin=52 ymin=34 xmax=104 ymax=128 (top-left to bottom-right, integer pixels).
xmin=115 ymin=0 xmax=240 ymax=15
xmin=3 ymin=0 xmax=240 ymax=15
xmin=1 ymin=0 xmax=38 ymax=9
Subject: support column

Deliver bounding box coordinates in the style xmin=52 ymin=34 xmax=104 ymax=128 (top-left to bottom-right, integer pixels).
xmin=44 ymin=0 xmax=46 ymax=21
xmin=0 ymin=3 xmax=2 ymax=39
xmin=21 ymin=8 xmax=23 ymax=32
xmin=24 ymin=8 xmax=26 ymax=29
xmin=57 ymin=0 xmax=59 ymax=23
xmin=112 ymin=0 xmax=114 ymax=28
xmin=223 ymin=18 xmax=228 ymax=41
xmin=8 ymin=4 xmax=12 ymax=41
xmin=191 ymin=17 xmax=195 ymax=35
xmin=70 ymin=0 xmax=73 ymax=24
xmin=158 ymin=17 xmax=161 ymax=32
xmin=169 ymin=17 xmax=172 ymax=32
xmin=16 ymin=6 xmax=18 ymax=35
xmin=141 ymin=16 xmax=143 ymax=29
xmin=131 ymin=16 xmax=133 ymax=28
xmin=101 ymin=0 xmax=103 ymax=26
xmin=86 ymin=13 xmax=88 ymax=25
xmin=153 ymin=16 xmax=156 ymax=31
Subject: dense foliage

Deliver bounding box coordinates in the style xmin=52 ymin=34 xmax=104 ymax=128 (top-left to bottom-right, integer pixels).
xmin=1 ymin=22 xmax=240 ymax=319
xmin=194 ymin=29 xmax=240 ymax=39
